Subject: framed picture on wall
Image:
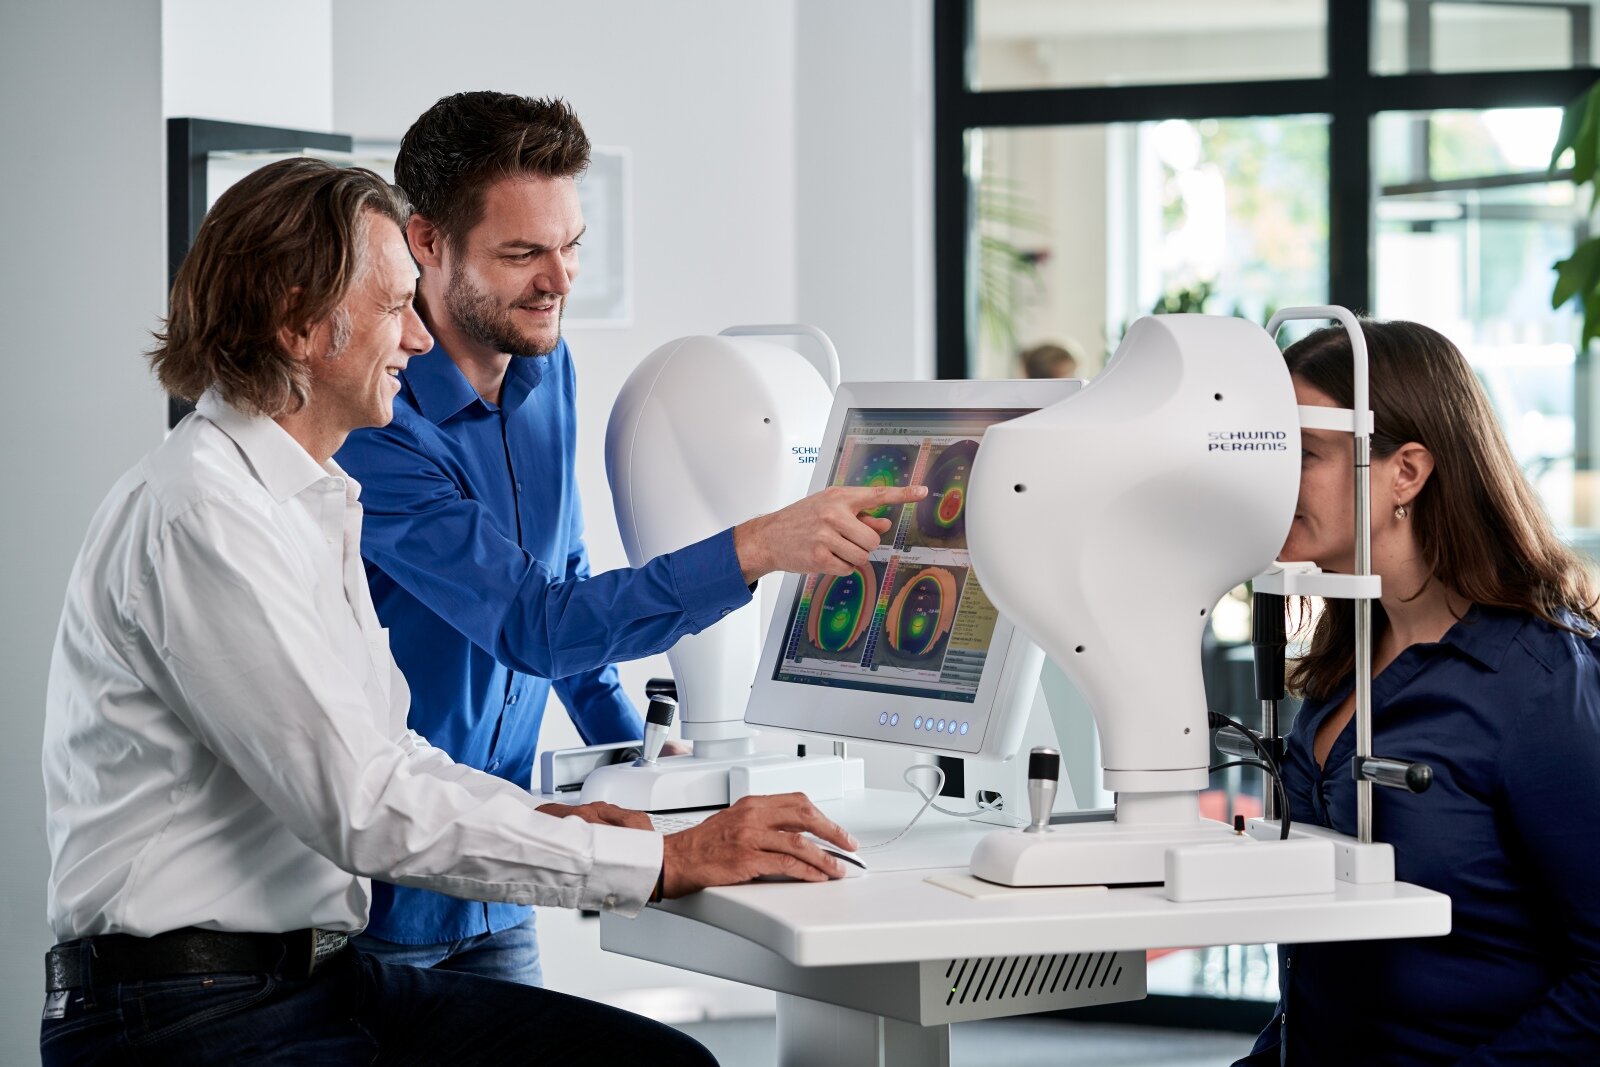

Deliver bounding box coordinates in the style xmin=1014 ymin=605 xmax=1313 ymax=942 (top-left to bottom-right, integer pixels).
xmin=566 ymin=146 xmax=633 ymax=328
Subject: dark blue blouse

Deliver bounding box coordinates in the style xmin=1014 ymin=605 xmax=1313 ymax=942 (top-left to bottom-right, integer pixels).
xmin=1240 ymin=605 xmax=1600 ymax=1066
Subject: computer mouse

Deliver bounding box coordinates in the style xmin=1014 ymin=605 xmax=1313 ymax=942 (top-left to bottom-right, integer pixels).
xmin=810 ymin=836 xmax=867 ymax=879
xmin=753 ymin=834 xmax=867 ymax=882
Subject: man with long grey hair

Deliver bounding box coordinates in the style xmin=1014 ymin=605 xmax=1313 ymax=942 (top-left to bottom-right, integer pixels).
xmin=40 ymin=156 xmax=855 ymax=1064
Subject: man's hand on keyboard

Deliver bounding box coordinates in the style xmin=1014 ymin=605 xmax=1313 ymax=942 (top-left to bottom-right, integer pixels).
xmin=659 ymin=793 xmax=858 ymax=898
xmin=536 ymin=800 xmax=653 ymax=831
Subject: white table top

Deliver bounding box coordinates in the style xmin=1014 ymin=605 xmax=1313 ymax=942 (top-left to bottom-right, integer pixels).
xmin=630 ymin=789 xmax=1452 ymax=968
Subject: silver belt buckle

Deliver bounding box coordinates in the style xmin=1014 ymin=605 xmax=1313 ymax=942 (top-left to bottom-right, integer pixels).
xmin=302 ymin=929 xmax=348 ymax=977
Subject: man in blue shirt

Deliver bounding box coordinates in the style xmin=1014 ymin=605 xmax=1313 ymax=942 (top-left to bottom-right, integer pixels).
xmin=336 ymin=91 xmax=916 ymax=985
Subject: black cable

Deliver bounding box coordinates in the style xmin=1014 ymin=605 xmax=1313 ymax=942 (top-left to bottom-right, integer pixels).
xmin=1210 ymin=758 xmax=1271 ymax=775
xmin=1208 ymin=710 xmax=1292 ymax=840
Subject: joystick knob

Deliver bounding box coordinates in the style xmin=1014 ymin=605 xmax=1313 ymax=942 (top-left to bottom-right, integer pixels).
xmin=1025 ymin=746 xmax=1060 ymax=834
xmin=639 ymin=696 xmax=677 ymax=766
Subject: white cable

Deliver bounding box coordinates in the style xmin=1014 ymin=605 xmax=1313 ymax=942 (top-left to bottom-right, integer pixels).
xmin=855 ymin=764 xmax=1027 ymax=853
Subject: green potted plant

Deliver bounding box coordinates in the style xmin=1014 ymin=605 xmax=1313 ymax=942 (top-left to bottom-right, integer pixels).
xmin=1550 ymin=82 xmax=1600 ymax=534
xmin=1550 ymin=81 xmax=1600 ymax=343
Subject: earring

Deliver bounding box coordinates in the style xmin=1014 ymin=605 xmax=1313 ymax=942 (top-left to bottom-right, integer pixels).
xmin=1394 ymin=504 xmax=1409 ymax=520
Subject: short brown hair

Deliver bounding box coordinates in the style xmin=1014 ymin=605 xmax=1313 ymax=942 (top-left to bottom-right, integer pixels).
xmin=1285 ymin=319 xmax=1598 ymax=700
xmin=149 ymin=158 xmax=409 ymax=418
xmin=394 ymin=92 xmax=590 ymax=247
xmin=1020 ymin=342 xmax=1080 ymax=379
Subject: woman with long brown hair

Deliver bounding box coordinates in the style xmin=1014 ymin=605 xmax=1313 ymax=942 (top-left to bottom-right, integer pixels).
xmin=1239 ymin=320 xmax=1600 ymax=1066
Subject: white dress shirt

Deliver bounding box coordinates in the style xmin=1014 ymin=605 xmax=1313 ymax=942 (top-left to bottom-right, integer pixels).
xmin=43 ymin=390 xmax=662 ymax=941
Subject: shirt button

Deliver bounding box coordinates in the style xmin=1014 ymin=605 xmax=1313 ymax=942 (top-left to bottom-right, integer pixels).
xmin=489 ymin=760 xmax=501 ymax=771
xmin=720 ymin=608 xmax=732 ymax=617
xmin=508 ymin=693 xmax=518 ymax=705
xmin=604 ymin=895 xmax=617 ymax=908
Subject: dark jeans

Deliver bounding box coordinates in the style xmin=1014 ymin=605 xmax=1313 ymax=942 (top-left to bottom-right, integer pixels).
xmin=353 ymin=912 xmax=543 ymax=987
xmin=40 ymin=944 xmax=717 ymax=1066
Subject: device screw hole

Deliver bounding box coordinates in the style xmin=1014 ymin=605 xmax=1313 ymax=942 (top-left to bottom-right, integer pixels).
xmin=1200 ymin=608 xmax=1207 ymax=616
xmin=1014 ymin=483 xmax=1026 ymax=493
xmin=1074 ymin=645 xmax=1085 ymax=653
xmin=1184 ymin=727 xmax=1191 ymax=734
xmin=1214 ymin=393 xmax=1223 ymax=401
xmin=763 ymin=417 xmax=772 ymax=424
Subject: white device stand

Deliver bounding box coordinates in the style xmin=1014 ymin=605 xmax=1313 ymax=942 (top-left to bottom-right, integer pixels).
xmin=575 ymin=325 xmax=864 ymax=812
xmin=1246 ymin=306 xmax=1400 ymax=877
xmin=969 ymin=308 xmax=1386 ymax=901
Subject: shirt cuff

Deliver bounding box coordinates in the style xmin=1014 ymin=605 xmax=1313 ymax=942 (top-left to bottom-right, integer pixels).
xmin=581 ymin=825 xmax=665 ymax=918
xmin=670 ymin=528 xmax=755 ymax=631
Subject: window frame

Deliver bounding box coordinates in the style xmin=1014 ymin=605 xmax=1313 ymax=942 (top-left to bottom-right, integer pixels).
xmin=932 ymin=0 xmax=1597 ymax=379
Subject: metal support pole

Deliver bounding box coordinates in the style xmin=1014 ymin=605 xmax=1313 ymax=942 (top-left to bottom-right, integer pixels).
xmin=1354 ymin=434 xmax=1375 ymax=844
xmin=1267 ymin=305 xmax=1376 ymax=843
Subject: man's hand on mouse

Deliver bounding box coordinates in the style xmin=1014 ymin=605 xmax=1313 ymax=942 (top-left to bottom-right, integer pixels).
xmin=658 ymin=792 xmax=859 ymax=899
xmin=733 ymin=484 xmax=928 ymax=584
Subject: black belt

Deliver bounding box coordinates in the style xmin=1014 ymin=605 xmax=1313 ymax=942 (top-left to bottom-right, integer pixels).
xmin=45 ymin=927 xmax=351 ymax=992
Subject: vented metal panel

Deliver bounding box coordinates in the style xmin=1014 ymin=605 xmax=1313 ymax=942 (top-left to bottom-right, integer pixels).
xmin=919 ymin=950 xmax=1141 ymax=1025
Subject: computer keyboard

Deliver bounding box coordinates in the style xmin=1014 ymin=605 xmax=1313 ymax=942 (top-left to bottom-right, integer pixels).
xmin=650 ymin=812 xmax=712 ymax=833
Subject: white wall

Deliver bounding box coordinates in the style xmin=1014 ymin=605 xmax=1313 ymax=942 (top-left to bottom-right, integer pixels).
xmin=163 ymin=0 xmax=334 ymax=130
xmin=0 ymin=2 xmax=167 ymax=1060
xmin=796 ymin=0 xmax=936 ymax=384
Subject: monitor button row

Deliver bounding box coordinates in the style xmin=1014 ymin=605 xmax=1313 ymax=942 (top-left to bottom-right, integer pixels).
xmin=891 ymin=716 xmax=969 ymax=735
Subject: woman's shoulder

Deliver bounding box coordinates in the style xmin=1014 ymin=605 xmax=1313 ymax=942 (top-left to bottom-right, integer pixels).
xmin=1496 ymin=606 xmax=1598 ymax=669
xmin=1477 ymin=608 xmax=1600 ymax=780
xmin=1473 ymin=607 xmax=1600 ymax=728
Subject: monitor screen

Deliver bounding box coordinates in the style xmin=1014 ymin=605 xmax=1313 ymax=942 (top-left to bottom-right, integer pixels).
xmin=746 ymin=379 xmax=1081 ymax=759
xmin=770 ymin=407 xmax=1019 ymax=708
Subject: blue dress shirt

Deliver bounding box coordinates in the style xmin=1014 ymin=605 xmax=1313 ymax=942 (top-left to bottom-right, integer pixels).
xmin=335 ymin=340 xmax=752 ymax=944
xmin=1239 ymin=605 xmax=1600 ymax=1066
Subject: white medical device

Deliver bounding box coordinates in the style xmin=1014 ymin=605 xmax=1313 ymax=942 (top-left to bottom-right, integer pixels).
xmin=968 ymin=309 xmax=1434 ymax=898
xmin=746 ymin=379 xmax=1078 ymax=759
xmin=578 ymin=326 xmax=838 ymax=810
xmin=967 ymin=313 xmax=1325 ymax=891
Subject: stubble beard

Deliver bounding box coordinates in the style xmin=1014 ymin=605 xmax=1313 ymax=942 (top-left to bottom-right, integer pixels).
xmin=444 ymin=260 xmax=562 ymax=359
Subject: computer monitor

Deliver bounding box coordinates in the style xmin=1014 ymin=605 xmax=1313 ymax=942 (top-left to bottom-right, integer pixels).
xmin=746 ymin=379 xmax=1081 ymax=760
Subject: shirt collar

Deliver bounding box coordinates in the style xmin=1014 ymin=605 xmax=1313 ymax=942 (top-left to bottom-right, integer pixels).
xmin=403 ymin=341 xmax=485 ymax=424
xmin=402 ymin=338 xmax=556 ymax=425
xmin=1437 ymin=603 xmax=1525 ymax=673
xmin=196 ymin=389 xmax=353 ymax=503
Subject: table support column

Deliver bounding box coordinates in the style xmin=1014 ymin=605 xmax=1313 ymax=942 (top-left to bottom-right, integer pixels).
xmin=774 ymin=992 xmax=950 ymax=1067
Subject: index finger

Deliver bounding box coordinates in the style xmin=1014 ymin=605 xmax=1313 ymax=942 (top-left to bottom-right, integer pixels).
xmin=835 ymin=484 xmax=928 ymax=509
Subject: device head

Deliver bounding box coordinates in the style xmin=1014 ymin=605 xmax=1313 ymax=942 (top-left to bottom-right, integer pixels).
xmin=966 ymin=315 xmax=1300 ymax=793
xmin=607 ymin=333 xmax=832 ymax=567
xmin=607 ymin=331 xmax=834 ymax=734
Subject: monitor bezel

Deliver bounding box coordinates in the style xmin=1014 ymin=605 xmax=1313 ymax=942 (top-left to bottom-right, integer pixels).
xmin=744 ymin=378 xmax=1081 ymax=759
